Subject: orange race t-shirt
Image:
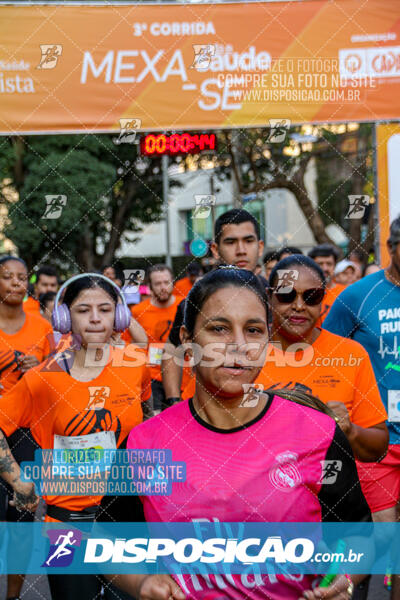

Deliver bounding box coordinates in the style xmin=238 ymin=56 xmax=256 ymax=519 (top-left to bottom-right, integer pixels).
xmin=130 ymin=297 xmax=180 ymax=381
xmin=0 ymin=312 xmax=52 ymax=394
xmin=0 ymin=349 xmax=151 ymax=512
xmin=256 ymin=329 xmax=387 ymax=429
xmin=317 ymin=283 xmax=346 ymax=326
xmin=182 ymin=376 xmax=194 ymax=400
xmin=173 ymin=277 xmax=193 ymax=300
xmin=182 ymin=330 xmax=388 ymax=427
xmin=23 ymin=296 xmax=40 ymax=314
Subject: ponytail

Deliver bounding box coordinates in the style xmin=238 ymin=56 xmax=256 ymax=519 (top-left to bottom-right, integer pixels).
xmin=267 ymin=388 xmax=336 ymax=420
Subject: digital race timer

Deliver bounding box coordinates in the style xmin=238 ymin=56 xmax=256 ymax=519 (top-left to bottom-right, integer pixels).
xmin=140 ymin=133 xmax=217 ymax=156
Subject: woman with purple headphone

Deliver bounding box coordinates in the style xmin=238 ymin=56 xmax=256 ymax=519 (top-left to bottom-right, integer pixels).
xmin=0 ymin=273 xmax=152 ymax=600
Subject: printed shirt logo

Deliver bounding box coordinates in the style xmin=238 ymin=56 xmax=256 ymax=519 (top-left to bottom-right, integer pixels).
xmin=269 ymin=451 xmax=302 ymax=493
xmin=86 ymin=386 xmax=111 ymax=410
xmin=319 ymin=460 xmax=343 ymax=485
xmin=64 ymin=385 xmax=121 ymax=442
xmin=42 ymin=529 xmax=82 ymax=567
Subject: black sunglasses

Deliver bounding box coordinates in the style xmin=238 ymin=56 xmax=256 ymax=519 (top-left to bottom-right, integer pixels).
xmin=272 ymin=287 xmax=325 ymax=306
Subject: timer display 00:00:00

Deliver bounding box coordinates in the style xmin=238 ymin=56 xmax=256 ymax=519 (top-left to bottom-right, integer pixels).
xmin=141 ymin=133 xmax=217 ymax=155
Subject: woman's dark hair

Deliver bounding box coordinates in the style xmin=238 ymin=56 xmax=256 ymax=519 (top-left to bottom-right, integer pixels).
xmin=63 ymin=275 xmax=119 ymax=308
xmin=184 ymin=266 xmax=268 ymax=337
xmin=269 ymin=254 xmax=326 ymax=289
xmin=266 ymin=387 xmax=336 ymax=419
xmin=0 ymin=255 xmax=27 ymax=270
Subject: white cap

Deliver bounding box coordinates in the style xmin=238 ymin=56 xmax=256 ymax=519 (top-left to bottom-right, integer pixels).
xmin=334 ymin=259 xmax=356 ymax=276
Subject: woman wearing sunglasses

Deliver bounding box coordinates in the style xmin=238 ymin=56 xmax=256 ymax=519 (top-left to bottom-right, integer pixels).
xmin=257 ymin=254 xmax=388 ymax=463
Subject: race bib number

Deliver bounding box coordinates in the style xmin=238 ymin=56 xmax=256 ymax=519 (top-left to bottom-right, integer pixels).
xmin=53 ymin=431 xmax=116 ymax=474
xmin=53 ymin=431 xmax=116 ymax=451
xmin=388 ymin=390 xmax=400 ymax=422
xmin=149 ymin=345 xmax=163 ymax=366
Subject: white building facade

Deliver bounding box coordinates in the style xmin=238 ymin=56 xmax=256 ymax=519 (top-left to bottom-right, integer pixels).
xmin=117 ymin=162 xmax=320 ymax=259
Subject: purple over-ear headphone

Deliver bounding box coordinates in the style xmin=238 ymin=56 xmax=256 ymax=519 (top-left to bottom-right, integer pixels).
xmin=51 ymin=273 xmax=131 ymax=334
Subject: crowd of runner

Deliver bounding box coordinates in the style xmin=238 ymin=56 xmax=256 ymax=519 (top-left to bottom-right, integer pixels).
xmin=0 ymin=207 xmax=397 ymax=599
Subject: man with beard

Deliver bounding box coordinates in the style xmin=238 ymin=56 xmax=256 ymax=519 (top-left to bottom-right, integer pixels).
xmin=23 ymin=264 xmax=59 ymax=314
xmin=130 ymin=264 xmax=180 ymax=413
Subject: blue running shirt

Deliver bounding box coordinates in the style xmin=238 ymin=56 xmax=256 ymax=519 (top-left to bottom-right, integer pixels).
xmin=324 ymin=269 xmax=400 ymax=443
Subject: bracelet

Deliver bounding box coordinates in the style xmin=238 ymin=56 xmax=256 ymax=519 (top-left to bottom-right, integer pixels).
xmin=344 ymin=574 xmax=354 ymax=597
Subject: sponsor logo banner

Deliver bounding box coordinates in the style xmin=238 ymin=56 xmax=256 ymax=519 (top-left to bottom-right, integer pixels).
xmin=0 ymin=522 xmax=396 ymax=575
xmin=0 ymin=0 xmax=399 ymax=133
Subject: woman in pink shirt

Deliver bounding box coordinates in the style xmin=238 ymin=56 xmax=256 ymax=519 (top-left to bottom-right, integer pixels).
xmin=108 ymin=267 xmax=371 ymax=600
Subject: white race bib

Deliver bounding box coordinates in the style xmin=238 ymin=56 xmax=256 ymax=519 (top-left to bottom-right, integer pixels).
xmin=149 ymin=345 xmax=163 ymax=366
xmin=388 ymin=390 xmax=400 ymax=422
xmin=53 ymin=431 xmax=116 ymax=475
xmin=53 ymin=431 xmax=116 ymax=451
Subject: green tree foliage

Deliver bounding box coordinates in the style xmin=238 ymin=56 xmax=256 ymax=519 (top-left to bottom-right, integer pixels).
xmin=315 ymin=124 xmax=374 ymax=256
xmin=0 ymin=134 xmax=170 ymax=273
xmin=208 ymin=124 xmax=374 ymax=254
xmin=210 ymin=127 xmax=333 ymax=244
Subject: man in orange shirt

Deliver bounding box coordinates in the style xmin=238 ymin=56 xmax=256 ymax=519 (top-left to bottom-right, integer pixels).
xmin=308 ymin=244 xmax=345 ymax=326
xmin=173 ymin=262 xmax=203 ymax=299
xmin=24 ymin=264 xmax=59 ymax=314
xmin=131 ymin=264 xmax=180 ymax=413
